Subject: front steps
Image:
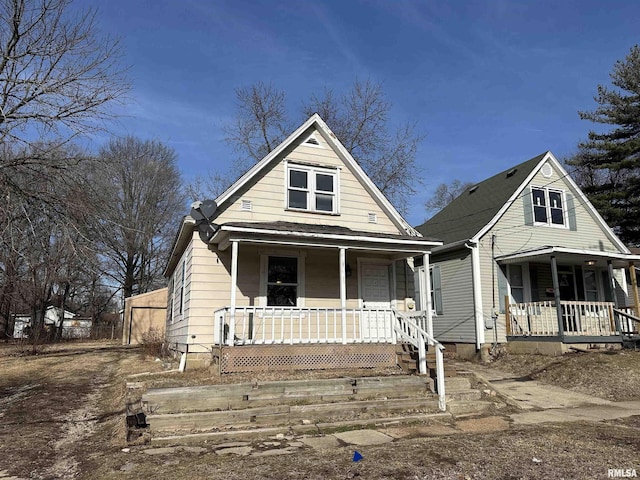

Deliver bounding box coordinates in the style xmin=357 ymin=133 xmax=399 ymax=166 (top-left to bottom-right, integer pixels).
xmin=140 ymin=372 xmax=490 ymax=445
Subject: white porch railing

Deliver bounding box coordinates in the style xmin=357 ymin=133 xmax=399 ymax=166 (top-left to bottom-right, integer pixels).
xmin=214 ymin=307 xmax=396 ymax=346
xmin=394 ymin=310 xmax=445 ymax=411
xmin=213 ymin=306 xmax=446 ymax=412
xmin=507 ymin=301 xmax=617 ymax=337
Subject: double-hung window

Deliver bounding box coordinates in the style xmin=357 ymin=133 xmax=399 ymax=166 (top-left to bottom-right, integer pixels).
xmin=287 ymin=163 xmax=338 ymax=214
xmin=531 ymin=187 xmax=565 ymax=227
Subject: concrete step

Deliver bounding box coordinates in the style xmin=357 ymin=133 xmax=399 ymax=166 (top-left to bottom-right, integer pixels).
xmin=444 ymin=376 xmax=472 ymax=391
xmin=149 ymin=412 xmax=451 ymax=446
xmin=143 ymin=376 xmax=431 ymax=415
xmin=447 ymin=400 xmax=494 ymax=417
xmin=147 ymin=396 xmax=441 ymax=435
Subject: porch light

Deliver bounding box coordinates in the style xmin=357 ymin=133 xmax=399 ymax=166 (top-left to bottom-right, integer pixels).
xmin=585 ymin=260 xmax=597 ymax=266
xmin=345 ymin=264 xmax=352 ymax=277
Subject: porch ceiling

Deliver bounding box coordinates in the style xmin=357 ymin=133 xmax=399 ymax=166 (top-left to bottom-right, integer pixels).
xmin=496 ymin=246 xmax=640 ymax=269
xmin=210 ymin=221 xmax=442 ymax=256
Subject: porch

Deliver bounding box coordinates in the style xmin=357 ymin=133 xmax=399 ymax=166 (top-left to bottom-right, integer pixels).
xmin=506 ymin=300 xmax=640 ymax=342
xmin=210 ymin=307 xmax=446 ymax=410
xmin=497 ymin=246 xmax=640 ymax=344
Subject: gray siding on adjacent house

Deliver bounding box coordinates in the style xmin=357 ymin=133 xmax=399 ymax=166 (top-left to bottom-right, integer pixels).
xmin=478 ymin=161 xmax=628 ymax=343
xmin=432 ymin=249 xmax=476 ymax=343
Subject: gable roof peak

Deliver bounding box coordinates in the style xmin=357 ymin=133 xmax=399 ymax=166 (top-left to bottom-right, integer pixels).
xmin=415 ymin=152 xmax=550 ymax=245
xmin=213 ymin=113 xmax=419 ymax=236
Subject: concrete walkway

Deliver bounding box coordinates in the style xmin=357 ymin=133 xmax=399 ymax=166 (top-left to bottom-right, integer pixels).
xmin=456 ymin=361 xmax=640 ymax=425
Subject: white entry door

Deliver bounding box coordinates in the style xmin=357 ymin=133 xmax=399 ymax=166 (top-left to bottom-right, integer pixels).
xmin=360 ymin=262 xmax=392 ymax=341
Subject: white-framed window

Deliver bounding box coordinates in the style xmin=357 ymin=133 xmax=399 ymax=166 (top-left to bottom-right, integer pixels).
xmin=286 ymin=163 xmax=338 ymax=214
xmin=430 ymin=265 xmax=443 ymax=315
xmin=531 ymin=187 xmax=566 ymax=227
xmin=266 ymin=256 xmax=299 ymax=306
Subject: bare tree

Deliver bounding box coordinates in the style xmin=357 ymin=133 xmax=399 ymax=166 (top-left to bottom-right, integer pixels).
xmin=0 ymin=0 xmax=128 ymax=206
xmin=424 ymin=179 xmax=474 ymax=216
xmin=91 ymin=137 xmax=185 ymax=299
xmin=302 ymin=79 xmax=424 ymax=213
xmin=185 ymin=170 xmax=229 ymax=202
xmin=223 ymin=82 xmax=293 ymax=176
xmin=217 ymin=79 xmax=424 ymax=213
xmin=0 ymin=144 xmax=98 ymax=339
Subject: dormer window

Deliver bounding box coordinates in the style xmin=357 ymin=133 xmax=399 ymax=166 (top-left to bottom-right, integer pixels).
xmin=286 ymin=163 xmax=338 ymax=214
xmin=532 ymin=187 xmax=565 ymax=227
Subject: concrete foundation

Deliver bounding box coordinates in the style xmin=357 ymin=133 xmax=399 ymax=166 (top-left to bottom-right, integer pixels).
xmin=506 ymin=341 xmax=568 ymax=356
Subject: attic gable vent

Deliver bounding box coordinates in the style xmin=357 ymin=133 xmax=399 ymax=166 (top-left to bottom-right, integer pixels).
xmin=368 ymin=213 xmax=378 ymax=223
xmin=468 ymin=185 xmax=479 ymax=194
xmin=241 ymin=199 xmax=252 ymax=211
xmin=506 ymin=168 xmax=517 ymax=178
xmin=304 ymin=134 xmax=322 ymax=147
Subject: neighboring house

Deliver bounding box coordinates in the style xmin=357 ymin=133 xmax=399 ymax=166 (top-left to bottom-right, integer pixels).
xmin=416 ymin=151 xmax=640 ymax=357
xmin=164 ymin=114 xmax=443 ymax=377
xmin=123 ymin=288 xmax=168 ymax=345
xmin=13 ymin=305 xmax=92 ymax=339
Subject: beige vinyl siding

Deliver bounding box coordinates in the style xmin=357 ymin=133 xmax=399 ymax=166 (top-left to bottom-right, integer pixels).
xmin=165 ymin=239 xmax=192 ymax=348
xmin=478 ymin=161 xmax=627 ymax=343
xmin=431 ymin=249 xmax=476 ymax=343
xmin=214 ymin=127 xmax=402 ymax=234
xmin=176 ymin=235 xmax=409 ymax=352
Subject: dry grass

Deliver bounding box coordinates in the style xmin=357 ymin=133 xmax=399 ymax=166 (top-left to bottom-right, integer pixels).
xmin=490 ymin=349 xmax=640 ymax=401
xmin=0 ymin=342 xmax=639 ymax=480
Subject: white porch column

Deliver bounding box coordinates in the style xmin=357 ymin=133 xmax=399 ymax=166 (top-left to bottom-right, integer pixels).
xmin=339 ymin=247 xmax=347 ymax=344
xmin=550 ymin=255 xmax=564 ymax=337
xmin=422 ymin=252 xmax=434 ymax=344
xmin=228 ymin=240 xmax=238 ymax=346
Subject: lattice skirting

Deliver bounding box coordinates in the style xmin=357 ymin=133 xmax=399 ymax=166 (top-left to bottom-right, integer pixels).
xmin=219 ymin=343 xmax=397 ymax=373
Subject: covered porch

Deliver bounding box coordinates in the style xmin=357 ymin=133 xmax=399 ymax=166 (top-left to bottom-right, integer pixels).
xmin=199 ymin=222 xmax=441 ymax=382
xmin=497 ymin=246 xmax=640 ymax=343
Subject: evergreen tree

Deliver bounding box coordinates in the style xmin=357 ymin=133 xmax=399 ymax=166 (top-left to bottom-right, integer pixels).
xmin=568 ymin=45 xmax=640 ymax=245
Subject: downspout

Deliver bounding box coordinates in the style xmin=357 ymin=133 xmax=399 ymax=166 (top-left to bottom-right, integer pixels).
xmin=465 ymin=241 xmax=485 ymax=349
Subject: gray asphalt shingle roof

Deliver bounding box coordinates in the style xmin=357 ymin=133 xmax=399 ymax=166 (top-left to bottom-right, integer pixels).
xmin=415 ymin=152 xmax=547 ymax=245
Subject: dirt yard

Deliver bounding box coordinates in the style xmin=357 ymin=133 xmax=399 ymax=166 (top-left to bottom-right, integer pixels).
xmin=0 ymin=342 xmax=638 ymax=479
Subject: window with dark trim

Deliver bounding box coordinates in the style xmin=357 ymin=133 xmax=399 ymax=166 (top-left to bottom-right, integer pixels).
xmin=267 ymin=256 xmax=298 ymax=306
xmin=287 ymin=164 xmax=337 ymax=214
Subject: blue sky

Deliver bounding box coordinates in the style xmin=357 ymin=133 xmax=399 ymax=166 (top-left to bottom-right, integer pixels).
xmin=78 ymin=0 xmax=639 ymax=225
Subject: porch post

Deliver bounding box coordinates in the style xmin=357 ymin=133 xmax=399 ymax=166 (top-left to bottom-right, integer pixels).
xmin=339 ymin=247 xmax=347 ymax=344
xmin=607 ymin=260 xmax=619 ymax=309
xmin=228 ymin=240 xmax=238 ymax=347
xmin=550 ymin=255 xmax=564 ymax=338
xmin=422 ymin=252 xmax=434 ymax=344
xmin=629 ymin=262 xmax=640 ymax=316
